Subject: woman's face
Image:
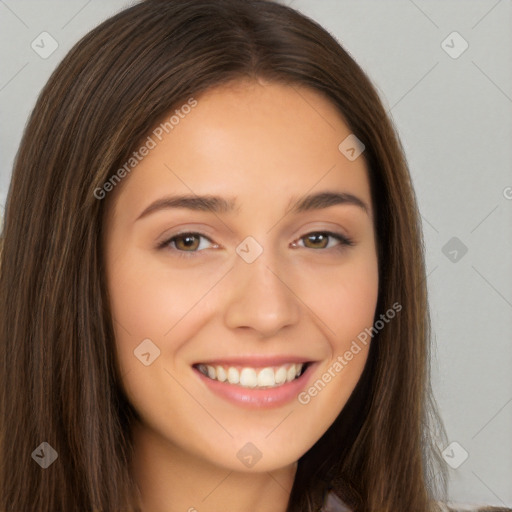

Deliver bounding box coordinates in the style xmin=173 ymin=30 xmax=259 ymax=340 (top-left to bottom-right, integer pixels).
xmin=104 ymin=79 xmax=379 ymax=473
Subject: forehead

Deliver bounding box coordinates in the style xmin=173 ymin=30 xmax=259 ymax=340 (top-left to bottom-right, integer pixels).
xmin=108 ymin=79 xmax=372 ymax=218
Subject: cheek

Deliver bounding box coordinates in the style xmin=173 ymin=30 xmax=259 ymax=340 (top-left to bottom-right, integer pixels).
xmin=292 ymin=251 xmax=378 ymax=397
xmin=327 ymin=272 xmax=378 ymax=350
xmin=295 ymin=251 xmax=379 ymax=347
xmin=107 ymin=249 xmax=223 ymax=356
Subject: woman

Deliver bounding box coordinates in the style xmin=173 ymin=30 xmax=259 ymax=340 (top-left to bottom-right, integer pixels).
xmin=1 ymin=1 xmax=508 ymax=511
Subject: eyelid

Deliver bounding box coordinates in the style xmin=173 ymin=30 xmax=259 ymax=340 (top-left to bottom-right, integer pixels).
xmin=157 ymin=229 xmax=354 ymax=256
xmin=156 ymin=231 xmax=218 ymax=254
xmin=292 ymin=230 xmax=354 ymax=249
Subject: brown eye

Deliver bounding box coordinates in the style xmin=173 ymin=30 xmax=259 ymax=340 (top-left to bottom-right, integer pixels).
xmin=303 ymin=233 xmax=330 ymax=249
xmin=158 ymin=232 xmax=216 ymax=254
xmin=294 ymin=231 xmax=354 ymax=251
xmin=173 ymin=234 xmax=200 ymax=251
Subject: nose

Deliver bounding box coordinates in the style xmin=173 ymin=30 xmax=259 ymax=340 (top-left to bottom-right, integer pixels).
xmin=223 ymin=249 xmax=301 ymax=337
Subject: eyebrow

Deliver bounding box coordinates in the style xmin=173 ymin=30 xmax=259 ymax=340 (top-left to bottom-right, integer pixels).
xmin=287 ymin=191 xmax=369 ymax=215
xmin=135 ymin=190 xmax=369 ymax=221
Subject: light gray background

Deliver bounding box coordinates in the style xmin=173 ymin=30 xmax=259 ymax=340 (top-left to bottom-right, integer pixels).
xmin=1 ymin=0 xmax=511 ymax=507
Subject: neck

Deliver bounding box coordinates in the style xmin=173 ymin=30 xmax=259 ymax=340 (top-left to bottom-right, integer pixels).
xmin=130 ymin=420 xmax=297 ymax=512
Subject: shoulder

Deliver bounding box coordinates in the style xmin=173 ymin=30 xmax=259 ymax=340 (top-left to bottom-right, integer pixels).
xmin=321 ymin=494 xmax=512 ymax=512
xmin=436 ymin=502 xmax=512 ymax=512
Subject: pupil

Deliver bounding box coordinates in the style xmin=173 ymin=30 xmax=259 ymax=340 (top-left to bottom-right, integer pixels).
xmin=179 ymin=235 xmax=198 ymax=250
xmin=308 ymin=234 xmax=326 ymax=248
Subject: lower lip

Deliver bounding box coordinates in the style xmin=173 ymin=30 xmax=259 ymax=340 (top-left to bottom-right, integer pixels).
xmin=193 ymin=363 xmax=317 ymax=409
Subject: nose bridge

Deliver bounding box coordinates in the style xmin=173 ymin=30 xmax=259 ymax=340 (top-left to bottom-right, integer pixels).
xmin=223 ymin=238 xmax=301 ymax=336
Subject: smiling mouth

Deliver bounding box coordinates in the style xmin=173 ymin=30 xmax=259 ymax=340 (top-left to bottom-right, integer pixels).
xmin=193 ymin=362 xmax=311 ymax=389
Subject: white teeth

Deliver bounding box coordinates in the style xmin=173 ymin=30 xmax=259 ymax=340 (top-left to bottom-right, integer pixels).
xmin=286 ymin=365 xmax=297 ymax=382
xmin=197 ymin=362 xmax=306 ymax=388
xmin=216 ymin=365 xmax=227 ymax=382
xmin=275 ymin=366 xmax=287 ymax=384
xmin=239 ymin=368 xmax=258 ymax=388
xmin=257 ymin=368 xmax=275 ymax=387
xmin=227 ymin=367 xmax=239 ymax=384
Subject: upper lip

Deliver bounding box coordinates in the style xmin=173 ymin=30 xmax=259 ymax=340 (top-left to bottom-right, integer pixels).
xmin=193 ymin=355 xmax=315 ymax=367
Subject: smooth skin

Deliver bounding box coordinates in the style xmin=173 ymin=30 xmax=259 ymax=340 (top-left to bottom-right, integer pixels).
xmin=103 ymin=78 xmax=379 ymax=512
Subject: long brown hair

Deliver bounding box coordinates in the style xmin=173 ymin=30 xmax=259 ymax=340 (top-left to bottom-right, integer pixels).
xmin=0 ymin=0 xmax=448 ymax=510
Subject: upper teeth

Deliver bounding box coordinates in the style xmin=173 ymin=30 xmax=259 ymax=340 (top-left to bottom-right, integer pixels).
xmin=196 ymin=363 xmax=305 ymax=388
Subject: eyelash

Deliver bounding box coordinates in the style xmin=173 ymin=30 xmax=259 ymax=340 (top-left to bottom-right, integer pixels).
xmin=157 ymin=231 xmax=354 ymax=258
